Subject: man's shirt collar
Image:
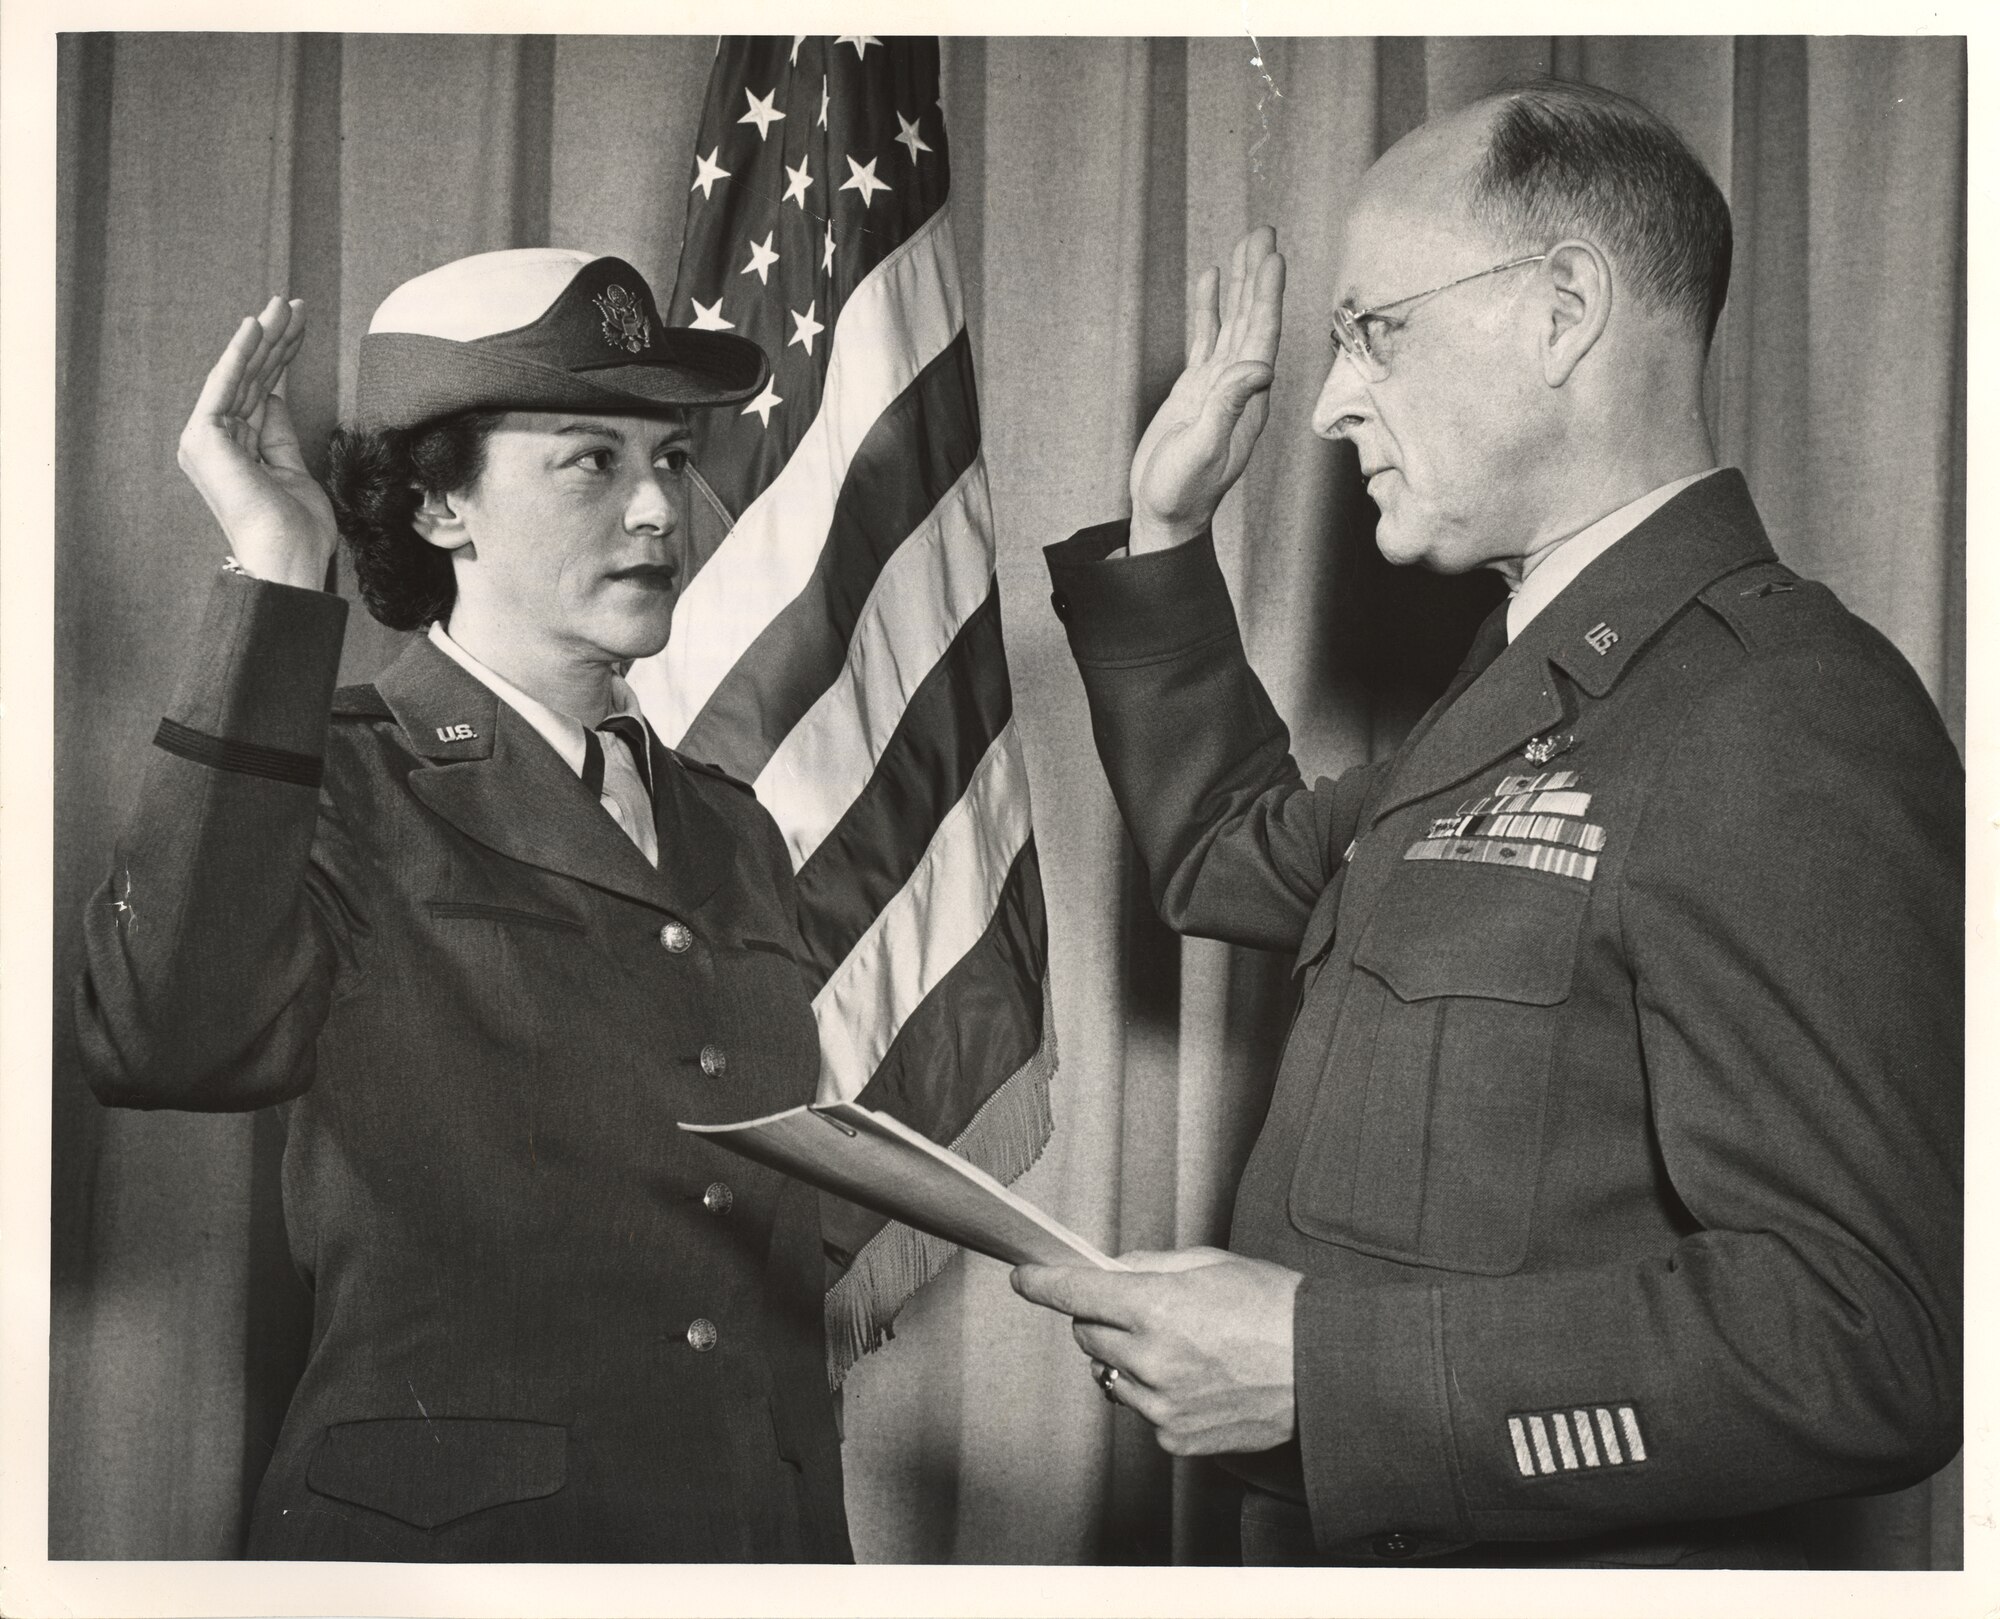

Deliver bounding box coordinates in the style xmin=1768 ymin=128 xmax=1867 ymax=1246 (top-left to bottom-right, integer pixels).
xmin=1506 ymin=468 xmax=1720 ymax=642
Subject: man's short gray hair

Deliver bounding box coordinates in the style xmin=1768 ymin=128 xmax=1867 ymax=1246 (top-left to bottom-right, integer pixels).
xmin=1468 ymin=78 xmax=1734 ymax=347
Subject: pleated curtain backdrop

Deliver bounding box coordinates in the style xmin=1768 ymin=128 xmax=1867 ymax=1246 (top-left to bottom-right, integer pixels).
xmin=50 ymin=34 xmax=1966 ymax=1567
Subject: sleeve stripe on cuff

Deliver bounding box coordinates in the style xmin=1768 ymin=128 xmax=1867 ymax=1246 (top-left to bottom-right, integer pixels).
xmin=153 ymin=717 xmax=324 ymax=788
xmin=1507 ymin=1404 xmax=1647 ymax=1477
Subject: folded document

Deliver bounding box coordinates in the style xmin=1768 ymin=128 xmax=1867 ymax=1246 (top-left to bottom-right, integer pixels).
xmin=679 ymin=1100 xmax=1125 ymax=1271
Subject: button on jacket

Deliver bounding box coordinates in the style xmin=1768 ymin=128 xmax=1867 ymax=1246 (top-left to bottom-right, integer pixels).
xmin=1045 ymin=471 xmax=1962 ymax=1564
xmin=75 ymin=570 xmax=850 ymax=1563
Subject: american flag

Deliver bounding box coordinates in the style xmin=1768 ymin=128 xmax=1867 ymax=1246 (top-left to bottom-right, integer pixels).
xmin=626 ymin=35 xmax=1054 ymax=1379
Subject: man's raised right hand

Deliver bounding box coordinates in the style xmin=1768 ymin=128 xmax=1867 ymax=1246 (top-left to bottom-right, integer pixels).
xmin=1127 ymin=226 xmax=1286 ymax=555
xmin=176 ymin=295 xmax=337 ymax=590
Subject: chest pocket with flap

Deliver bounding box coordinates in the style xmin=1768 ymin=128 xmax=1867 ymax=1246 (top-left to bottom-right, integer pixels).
xmin=1288 ymin=861 xmax=1588 ymax=1275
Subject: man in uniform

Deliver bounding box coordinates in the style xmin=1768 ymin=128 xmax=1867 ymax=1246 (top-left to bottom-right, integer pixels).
xmin=1013 ymin=79 xmax=1961 ymax=1568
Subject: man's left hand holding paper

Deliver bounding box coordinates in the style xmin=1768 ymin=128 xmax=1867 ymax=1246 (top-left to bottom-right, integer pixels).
xmin=1013 ymin=1249 xmax=1304 ymax=1456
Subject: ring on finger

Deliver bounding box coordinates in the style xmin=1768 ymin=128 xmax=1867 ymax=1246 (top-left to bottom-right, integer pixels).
xmin=1093 ymin=1362 xmax=1122 ymax=1405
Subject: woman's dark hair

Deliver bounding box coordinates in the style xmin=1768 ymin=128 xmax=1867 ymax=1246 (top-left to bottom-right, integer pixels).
xmin=327 ymin=410 xmax=504 ymax=631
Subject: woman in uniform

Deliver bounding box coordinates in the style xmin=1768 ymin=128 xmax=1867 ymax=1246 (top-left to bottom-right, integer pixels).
xmin=75 ymin=248 xmax=850 ymax=1562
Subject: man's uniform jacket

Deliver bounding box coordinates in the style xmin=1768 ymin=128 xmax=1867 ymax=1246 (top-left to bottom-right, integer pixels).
xmin=1046 ymin=472 xmax=1961 ymax=1566
xmin=76 ymin=571 xmax=851 ymax=1563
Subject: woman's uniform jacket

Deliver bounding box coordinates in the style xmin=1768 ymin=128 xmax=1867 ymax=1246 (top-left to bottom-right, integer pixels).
xmin=1044 ymin=470 xmax=1962 ymax=1566
xmin=76 ymin=570 xmax=851 ymax=1563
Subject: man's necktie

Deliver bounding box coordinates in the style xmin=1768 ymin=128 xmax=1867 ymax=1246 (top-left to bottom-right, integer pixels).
xmin=1458 ymin=600 xmax=1512 ymax=684
xmin=582 ymin=715 xmax=659 ymax=866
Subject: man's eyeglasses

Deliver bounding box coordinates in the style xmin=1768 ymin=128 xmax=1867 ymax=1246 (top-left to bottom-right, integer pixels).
xmin=1330 ymin=253 xmax=1548 ymax=381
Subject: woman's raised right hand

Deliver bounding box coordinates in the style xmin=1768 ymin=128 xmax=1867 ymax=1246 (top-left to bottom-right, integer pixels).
xmin=176 ymin=295 xmax=338 ymax=589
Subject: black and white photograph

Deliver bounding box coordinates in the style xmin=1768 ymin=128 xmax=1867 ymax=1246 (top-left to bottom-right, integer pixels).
xmin=1 ymin=7 xmax=1987 ymax=1616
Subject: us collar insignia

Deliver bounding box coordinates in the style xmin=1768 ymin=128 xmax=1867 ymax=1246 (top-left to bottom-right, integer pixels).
xmin=1523 ymin=730 xmax=1574 ymax=766
xmin=594 ymin=284 xmax=652 ymax=354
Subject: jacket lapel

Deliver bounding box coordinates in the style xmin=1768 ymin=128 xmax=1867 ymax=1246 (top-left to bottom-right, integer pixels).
xmin=1366 ymin=470 xmax=1777 ymax=827
xmin=1367 ymin=635 xmax=1568 ymax=827
xmin=375 ymin=637 xmax=693 ymax=914
xmin=649 ymin=735 xmax=735 ymax=914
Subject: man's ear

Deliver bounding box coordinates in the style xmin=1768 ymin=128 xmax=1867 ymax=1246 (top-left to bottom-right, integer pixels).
xmin=1542 ymin=239 xmax=1612 ymax=387
xmin=411 ymin=488 xmax=471 ymax=552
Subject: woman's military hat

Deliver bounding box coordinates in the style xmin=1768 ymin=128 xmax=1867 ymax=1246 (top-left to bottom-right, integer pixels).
xmin=353 ymin=247 xmax=769 ymax=431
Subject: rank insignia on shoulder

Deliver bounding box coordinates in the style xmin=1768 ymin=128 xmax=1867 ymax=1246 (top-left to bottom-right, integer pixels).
xmin=1508 ymin=1404 xmax=1648 ymax=1478
xmin=1523 ymin=731 xmax=1574 ymax=766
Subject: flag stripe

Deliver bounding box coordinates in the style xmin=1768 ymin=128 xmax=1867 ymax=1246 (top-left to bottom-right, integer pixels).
xmin=854 ymin=837 xmax=1049 ymax=1137
xmin=757 ymin=457 xmax=995 ymax=867
xmin=640 ymin=205 xmax=966 ymax=744
xmin=818 ymin=883 xmax=1050 ymax=1276
xmin=812 ymin=721 xmax=1034 ymax=1100
xmin=793 ymin=586 xmax=1012 ymax=982
xmin=677 ymin=327 xmax=982 ymax=777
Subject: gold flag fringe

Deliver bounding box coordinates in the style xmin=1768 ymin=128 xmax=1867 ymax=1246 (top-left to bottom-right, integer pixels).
xmin=823 ymin=979 xmax=1059 ymax=1387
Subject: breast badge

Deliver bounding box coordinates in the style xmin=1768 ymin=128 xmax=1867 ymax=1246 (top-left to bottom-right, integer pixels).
xmin=1523 ymin=730 xmax=1574 ymax=766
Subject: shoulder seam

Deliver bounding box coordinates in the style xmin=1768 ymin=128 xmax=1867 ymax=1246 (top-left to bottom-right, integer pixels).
xmin=672 ymin=750 xmax=757 ymax=795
